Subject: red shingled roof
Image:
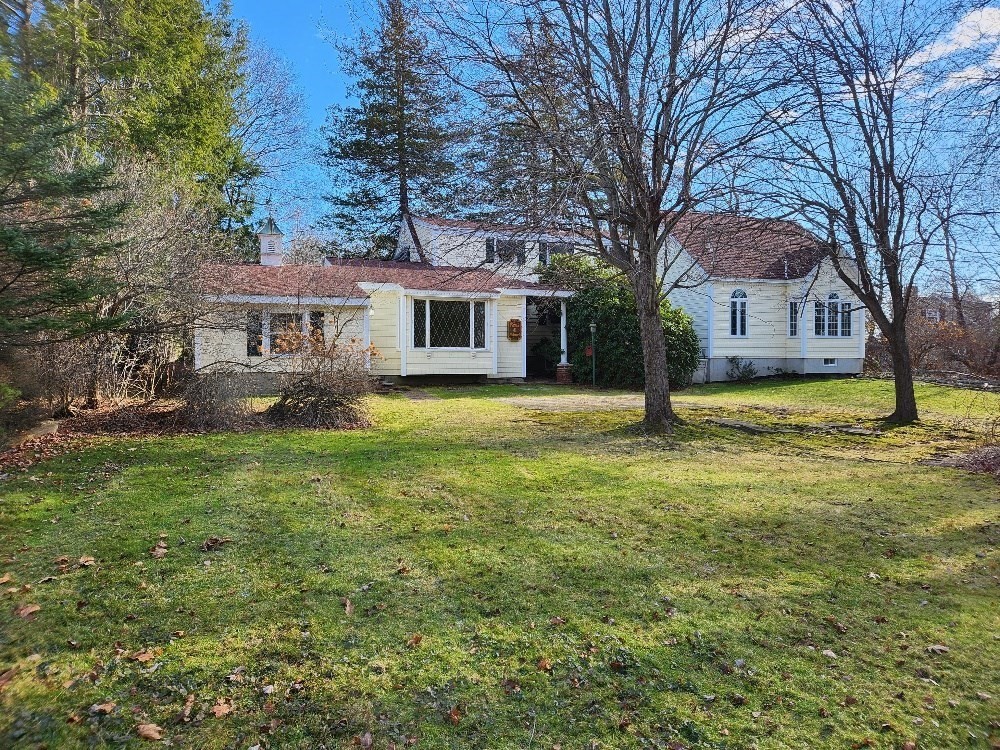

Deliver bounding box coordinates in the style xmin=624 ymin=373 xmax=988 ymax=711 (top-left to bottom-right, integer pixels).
xmin=201 ymin=260 xmax=562 ymax=299
xmin=670 ymin=212 xmax=827 ymax=280
xmin=414 ymin=212 xmax=827 ymax=280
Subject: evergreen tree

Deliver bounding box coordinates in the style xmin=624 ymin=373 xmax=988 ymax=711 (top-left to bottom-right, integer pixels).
xmin=1 ymin=0 xmax=247 ymax=220
xmin=0 ymin=76 xmax=123 ymax=348
xmin=323 ymin=0 xmax=464 ymax=259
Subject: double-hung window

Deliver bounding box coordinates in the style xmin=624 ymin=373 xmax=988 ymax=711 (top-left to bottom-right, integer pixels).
xmin=788 ymin=300 xmax=800 ymax=337
xmin=730 ymin=289 xmax=748 ymax=337
xmin=413 ymin=299 xmax=488 ymax=349
xmin=814 ymin=293 xmax=852 ymax=337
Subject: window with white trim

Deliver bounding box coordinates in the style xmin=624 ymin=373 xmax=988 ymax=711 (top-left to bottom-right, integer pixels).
xmin=412 ymin=299 xmax=488 ymax=349
xmin=246 ymin=310 xmax=325 ymax=356
xmin=823 ymin=358 xmax=838 ymax=366
xmin=788 ymin=300 xmax=800 ymax=337
xmin=730 ymin=289 xmax=748 ymax=337
xmin=924 ymin=309 xmax=941 ymax=323
xmin=814 ymin=293 xmax=852 ymax=337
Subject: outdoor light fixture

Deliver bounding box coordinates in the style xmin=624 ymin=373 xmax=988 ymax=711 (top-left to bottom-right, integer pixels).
xmin=589 ymin=321 xmax=597 ymax=386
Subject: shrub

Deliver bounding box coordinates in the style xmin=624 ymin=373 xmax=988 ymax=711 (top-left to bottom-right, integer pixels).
xmin=178 ymin=372 xmax=252 ymax=431
xmin=266 ymin=333 xmax=379 ymax=429
xmin=539 ymin=256 xmax=702 ymax=388
xmin=726 ymin=356 xmax=758 ymax=382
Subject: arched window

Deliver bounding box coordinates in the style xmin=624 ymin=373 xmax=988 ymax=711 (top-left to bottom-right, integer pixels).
xmin=730 ymin=289 xmax=748 ymax=337
xmin=815 ymin=292 xmax=852 ymax=337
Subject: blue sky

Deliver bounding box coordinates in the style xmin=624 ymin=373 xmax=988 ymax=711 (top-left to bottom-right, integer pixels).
xmin=229 ymin=0 xmax=368 ymax=229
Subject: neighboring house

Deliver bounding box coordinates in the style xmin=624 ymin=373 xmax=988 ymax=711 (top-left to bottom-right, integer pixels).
xmin=194 ymin=221 xmax=574 ymax=388
xmin=398 ymin=213 xmax=867 ymax=382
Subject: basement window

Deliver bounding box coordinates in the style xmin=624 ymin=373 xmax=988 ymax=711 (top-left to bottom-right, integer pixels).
xmin=823 ymin=358 xmax=838 ymax=366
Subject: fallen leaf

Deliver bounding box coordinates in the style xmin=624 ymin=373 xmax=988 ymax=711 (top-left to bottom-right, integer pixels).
xmin=67 ymin=713 xmax=82 ymax=724
xmin=91 ymin=701 xmax=116 ymax=714
xmin=926 ymin=644 xmax=950 ymax=654
xmin=537 ymin=657 xmax=553 ymax=672
xmin=131 ymin=649 xmax=156 ymax=663
xmin=843 ymin=695 xmax=858 ymax=706
xmin=15 ymin=603 xmax=40 ymax=620
xmin=79 ymin=556 xmax=95 ymax=567
xmin=549 ymin=616 xmax=566 ymax=626
xmin=448 ymin=706 xmax=461 ymax=725
xmin=406 ymin=633 xmax=423 ymax=648
xmin=343 ymin=598 xmax=355 ymax=616
xmin=200 ymin=536 xmax=233 ymax=552
xmin=358 ymin=731 xmax=374 ymax=748
xmin=136 ymin=723 xmax=163 ymax=740
xmin=0 ymin=667 xmax=19 ymax=692
xmin=901 ymin=742 xmax=917 ymax=750
xmin=822 ymin=649 xmax=838 ymax=659
xmin=150 ymin=540 xmax=168 ymax=559
xmin=396 ymin=562 xmax=411 ymax=575
xmin=501 ymin=678 xmax=521 ymax=695
xmin=179 ymin=693 xmax=195 ymax=723
xmin=0 ymin=574 xmax=10 ymax=584
xmin=976 ymin=691 xmax=992 ymax=700
xmin=211 ymin=697 xmax=233 ymax=717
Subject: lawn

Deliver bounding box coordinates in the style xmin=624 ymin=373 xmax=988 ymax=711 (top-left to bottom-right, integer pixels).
xmin=1 ymin=378 xmax=998 ymax=749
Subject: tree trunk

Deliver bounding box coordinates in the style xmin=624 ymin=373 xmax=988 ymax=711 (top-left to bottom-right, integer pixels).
xmin=886 ymin=329 xmax=918 ymax=423
xmin=633 ymin=280 xmax=676 ymax=431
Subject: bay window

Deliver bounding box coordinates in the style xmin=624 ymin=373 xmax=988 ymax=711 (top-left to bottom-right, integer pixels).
xmin=413 ymin=299 xmax=489 ymax=349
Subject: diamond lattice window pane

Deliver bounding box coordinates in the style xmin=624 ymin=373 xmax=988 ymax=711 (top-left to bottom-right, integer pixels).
xmin=414 ymin=300 xmax=427 ymax=347
xmin=430 ymin=300 xmax=471 ymax=347
xmin=474 ymin=302 xmax=486 ymax=348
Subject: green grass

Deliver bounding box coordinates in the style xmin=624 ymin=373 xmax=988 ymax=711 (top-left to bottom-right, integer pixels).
xmin=1 ymin=378 xmax=998 ymax=749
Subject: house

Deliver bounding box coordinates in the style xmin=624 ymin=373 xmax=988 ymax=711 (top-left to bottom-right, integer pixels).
xmin=194 ymin=221 xmax=574 ymax=389
xmin=397 ymin=213 xmax=867 ymax=382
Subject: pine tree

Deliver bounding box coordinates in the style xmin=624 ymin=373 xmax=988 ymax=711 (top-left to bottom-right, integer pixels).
xmin=323 ymin=0 xmax=464 ymax=259
xmin=0 ymin=76 xmax=123 ymax=348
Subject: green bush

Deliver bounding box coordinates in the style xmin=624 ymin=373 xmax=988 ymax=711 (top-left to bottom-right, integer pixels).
xmin=539 ymin=256 xmax=702 ymax=388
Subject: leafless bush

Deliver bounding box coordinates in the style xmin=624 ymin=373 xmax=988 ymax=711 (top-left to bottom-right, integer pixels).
xmin=266 ymin=331 xmax=379 ymax=428
xmin=178 ymin=373 xmax=252 ymax=431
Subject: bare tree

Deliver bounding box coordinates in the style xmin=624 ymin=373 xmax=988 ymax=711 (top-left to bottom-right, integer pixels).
xmin=753 ymin=0 xmax=1000 ymax=422
xmin=432 ymin=0 xmax=781 ymax=430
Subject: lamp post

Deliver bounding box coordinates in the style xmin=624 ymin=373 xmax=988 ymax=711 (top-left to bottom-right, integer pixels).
xmin=589 ymin=321 xmax=597 ymax=386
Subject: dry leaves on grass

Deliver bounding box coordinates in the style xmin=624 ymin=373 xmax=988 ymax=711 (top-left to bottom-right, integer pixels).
xmin=15 ymin=603 xmax=40 ymax=620
xmin=131 ymin=649 xmax=157 ymax=663
xmin=150 ymin=538 xmax=168 ymax=559
xmin=200 ymin=536 xmax=233 ymax=552
xmin=342 ymin=597 xmax=354 ymax=616
xmin=537 ymin=657 xmax=553 ymax=672
xmin=0 ymin=573 xmax=11 ymax=584
xmin=447 ymin=706 xmax=462 ymax=725
xmin=211 ymin=697 xmax=233 ymax=717
xmin=79 ymin=556 xmax=95 ymax=567
xmin=926 ymin=644 xmax=950 ymax=654
xmin=90 ymin=701 xmax=116 ymax=715
xmin=406 ymin=633 xmax=423 ymax=648
xmin=136 ymin=723 xmax=163 ymax=740
xmin=0 ymin=667 xmax=19 ymax=692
